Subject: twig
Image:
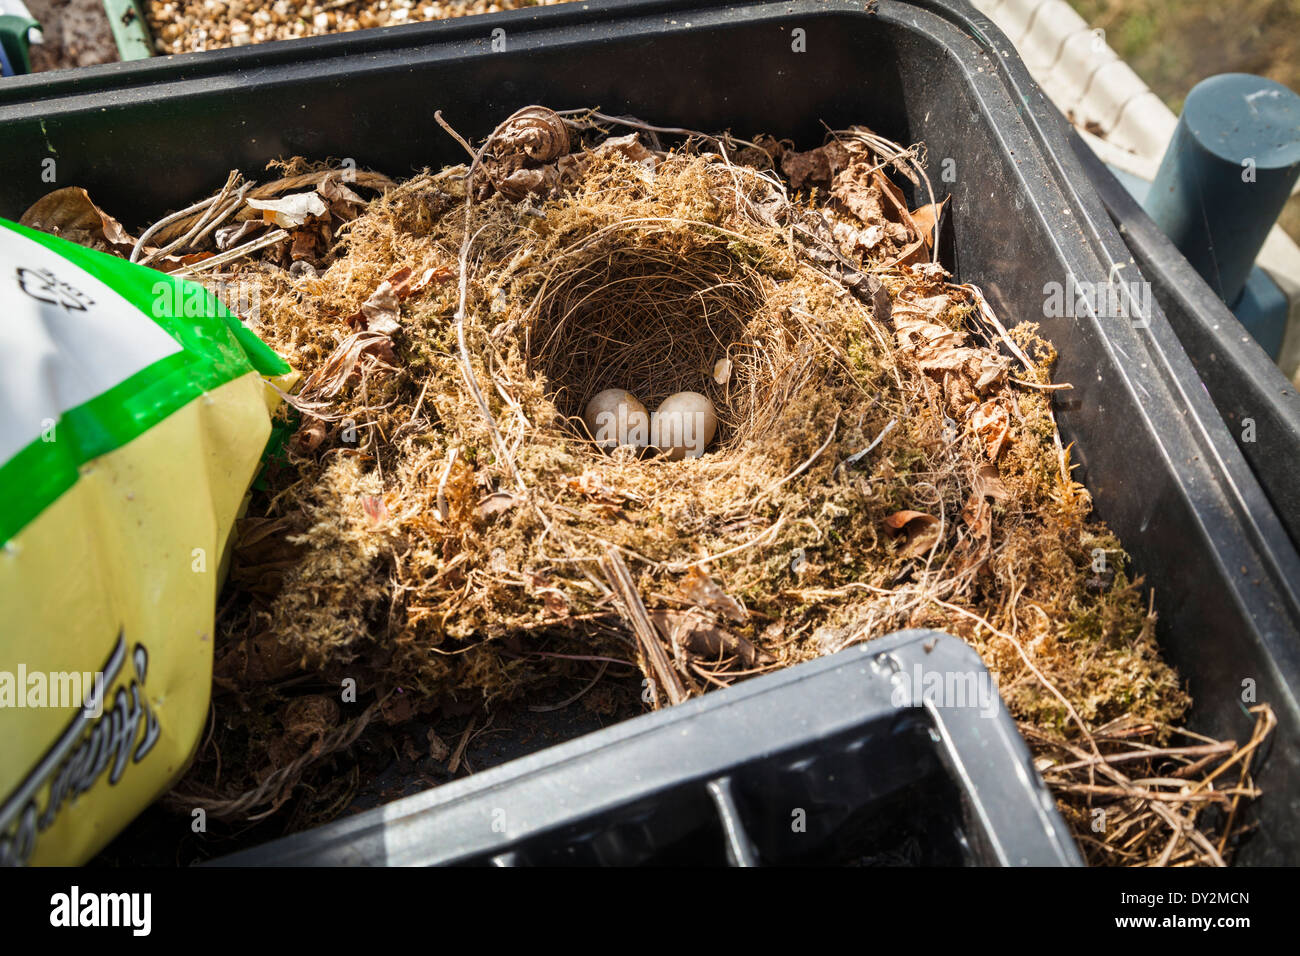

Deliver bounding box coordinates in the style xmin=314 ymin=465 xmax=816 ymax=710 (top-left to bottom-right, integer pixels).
xmin=600 ymin=547 xmax=685 ymax=707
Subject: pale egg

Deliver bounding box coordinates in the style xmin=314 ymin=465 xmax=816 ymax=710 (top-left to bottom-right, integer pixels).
xmin=583 ymin=389 xmax=650 ymax=452
xmin=651 ymin=391 xmax=718 ymax=460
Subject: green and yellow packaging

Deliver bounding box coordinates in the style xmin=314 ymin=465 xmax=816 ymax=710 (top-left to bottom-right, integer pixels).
xmin=0 ymin=217 xmax=294 ymax=865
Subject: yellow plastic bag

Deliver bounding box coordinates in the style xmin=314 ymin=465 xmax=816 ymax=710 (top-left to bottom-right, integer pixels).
xmin=0 ymin=217 xmax=295 ymax=865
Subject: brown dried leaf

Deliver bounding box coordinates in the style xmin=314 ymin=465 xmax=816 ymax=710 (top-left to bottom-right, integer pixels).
xmin=291 ymin=416 xmax=327 ymax=455
xmin=674 ymin=566 xmax=748 ymax=624
xmin=478 ymin=491 xmax=521 ymax=520
xmin=883 ymin=510 xmax=941 ymax=558
xmin=318 ymin=175 xmax=367 ymax=220
xmin=290 ymin=228 xmax=321 ymax=263
xmin=649 ymin=608 xmax=770 ymax=667
xmin=909 ymin=197 xmax=948 ymax=249
xmin=973 ymin=463 xmax=1011 ymax=502
xmin=565 ymin=471 xmax=626 ymax=505
xmin=20 ymin=186 xmax=136 ymax=254
xmin=496 ymin=106 xmax=571 ymax=163
xmin=971 ymin=401 xmax=1011 ymax=460
xmin=298 ymin=330 xmax=399 ymax=400
xmin=359 ymin=281 xmax=402 ymax=335
xmin=962 ymin=491 xmax=992 ymax=539
xmin=781 ymin=140 xmax=854 ymax=189
xmin=381 ymin=692 xmax=417 ymax=725
xmin=592 ymin=132 xmax=658 ymax=166
xmin=213 ymin=631 xmax=303 ymax=684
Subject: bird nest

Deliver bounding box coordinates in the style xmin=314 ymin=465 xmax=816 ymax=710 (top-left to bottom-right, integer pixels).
xmin=23 ymin=106 xmax=1274 ymax=865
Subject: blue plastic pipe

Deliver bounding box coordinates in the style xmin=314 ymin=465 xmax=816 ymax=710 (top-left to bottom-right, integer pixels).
xmin=1144 ymin=73 xmax=1300 ymax=308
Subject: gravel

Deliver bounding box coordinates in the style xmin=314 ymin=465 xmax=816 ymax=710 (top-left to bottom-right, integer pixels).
xmin=146 ymin=0 xmax=569 ymax=55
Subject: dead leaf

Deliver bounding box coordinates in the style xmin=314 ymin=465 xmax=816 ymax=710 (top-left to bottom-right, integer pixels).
xmin=426 ymin=730 xmax=451 ymax=763
xmin=380 ymin=692 xmax=417 ymax=725
xmin=478 ymin=491 xmax=521 ymax=520
xmin=962 ymin=491 xmax=992 ymax=539
xmin=247 ymin=192 xmax=328 ymax=228
xmin=290 ymin=228 xmax=322 ymax=263
xmin=359 ymin=281 xmax=402 ymax=335
xmin=649 ymin=608 xmax=771 ymax=667
xmin=971 ymin=401 xmax=1011 ymax=460
xmin=496 ymin=106 xmax=570 ymax=163
xmin=592 ymin=132 xmax=659 ymax=167
xmin=565 ymin=471 xmax=629 ymax=506
xmin=883 ymin=510 xmax=942 ymax=558
xmin=318 ymin=175 xmax=367 ymax=219
xmin=291 ymin=416 xmax=327 ymax=454
xmin=973 ymin=352 xmax=1010 ymax=392
xmin=712 ymin=357 xmax=733 ymax=385
xmin=674 ymin=567 xmax=747 ymax=624
xmin=214 ymin=630 xmax=302 ymax=684
xmin=909 ymin=197 xmax=948 ymax=249
xmin=781 ymin=140 xmax=854 ymax=189
xmin=973 ymin=463 xmax=1011 ymax=501
xmin=298 ymin=331 xmax=399 ymax=400
xmin=20 ymin=186 xmax=136 ymax=255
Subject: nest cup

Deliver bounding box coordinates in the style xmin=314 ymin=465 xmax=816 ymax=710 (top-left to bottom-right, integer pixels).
xmin=523 ymin=226 xmax=788 ymax=458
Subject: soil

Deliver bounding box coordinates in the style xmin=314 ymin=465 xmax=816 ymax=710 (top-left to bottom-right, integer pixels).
xmin=24 ymin=0 xmax=118 ymax=71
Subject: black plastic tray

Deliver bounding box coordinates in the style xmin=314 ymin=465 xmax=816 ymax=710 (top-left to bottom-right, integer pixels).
xmin=212 ymin=631 xmax=1082 ymax=866
xmin=1069 ymin=131 xmax=1300 ymax=549
xmin=2 ymin=0 xmax=1298 ymax=862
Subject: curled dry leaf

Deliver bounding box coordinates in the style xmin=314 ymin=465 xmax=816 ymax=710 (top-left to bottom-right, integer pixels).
xmin=482 ymin=106 xmax=571 ymax=200
xmin=883 ymin=509 xmax=942 ymax=558
xmin=674 ymin=566 xmax=747 ymax=624
xmin=590 ymin=132 xmax=658 ymax=167
xmin=358 ymin=281 xmax=402 ymax=335
xmin=291 ymin=416 xmax=327 ymax=455
xmin=649 ymin=608 xmax=770 ymax=668
xmin=317 ymin=176 xmax=367 ymax=220
xmin=247 ymin=192 xmax=329 ymax=228
xmin=496 ymin=106 xmax=571 ymax=163
xmin=386 ymin=264 xmax=455 ymax=299
xmin=478 ymin=491 xmax=521 ymax=521
xmin=971 ymin=400 xmax=1010 ymax=460
xmin=780 ymin=139 xmax=855 ymax=190
xmin=19 ymin=186 xmax=136 ymax=255
xmin=960 ymin=464 xmax=1011 ymax=568
xmin=297 ymin=331 xmax=399 ymax=401
xmin=973 ymin=463 xmax=1011 ymax=502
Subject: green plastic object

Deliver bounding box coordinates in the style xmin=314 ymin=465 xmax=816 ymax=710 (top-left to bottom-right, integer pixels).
xmin=101 ymin=0 xmax=153 ymax=61
xmin=0 ymin=13 xmax=39 ymax=74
